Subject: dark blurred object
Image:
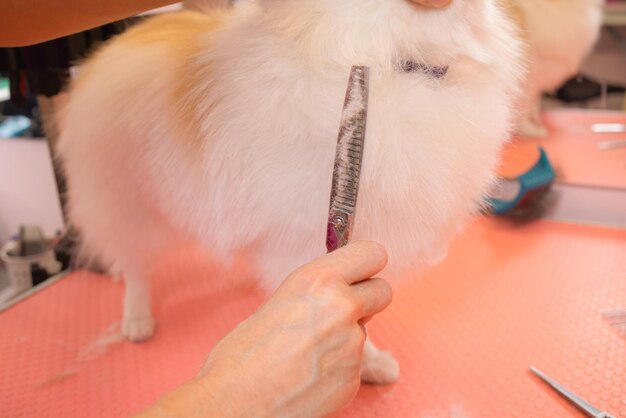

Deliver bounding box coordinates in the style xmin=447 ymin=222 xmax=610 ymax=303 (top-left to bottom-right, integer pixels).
xmin=0 ymin=17 xmax=144 ymax=231
xmin=0 ymin=18 xmax=141 ymax=109
xmin=553 ymin=74 xmax=625 ymax=103
xmin=53 ymin=228 xmax=78 ymax=272
xmin=0 ymin=95 xmax=37 ymax=118
xmin=30 ymin=263 xmax=50 ymax=287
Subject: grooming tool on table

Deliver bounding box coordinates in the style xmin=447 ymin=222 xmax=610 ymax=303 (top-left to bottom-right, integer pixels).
xmin=597 ymin=139 xmax=626 ymax=151
xmin=487 ymin=147 xmax=556 ymax=216
xmin=326 ymin=66 xmax=370 ymax=252
xmin=530 ymin=366 xmax=615 ymax=418
xmin=592 ymin=123 xmax=626 ymax=133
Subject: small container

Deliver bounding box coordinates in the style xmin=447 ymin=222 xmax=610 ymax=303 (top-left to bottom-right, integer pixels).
xmin=0 ymin=240 xmax=61 ymax=294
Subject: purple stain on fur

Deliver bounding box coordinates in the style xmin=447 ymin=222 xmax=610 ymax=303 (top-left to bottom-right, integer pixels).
xmin=399 ymin=60 xmax=448 ymax=79
xmin=326 ymin=223 xmax=338 ymax=252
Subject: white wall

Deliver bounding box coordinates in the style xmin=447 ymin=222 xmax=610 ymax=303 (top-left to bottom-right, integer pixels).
xmin=0 ymin=139 xmax=65 ymax=243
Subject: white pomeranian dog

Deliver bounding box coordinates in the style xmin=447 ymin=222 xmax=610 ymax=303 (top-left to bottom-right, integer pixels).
xmin=58 ymin=0 xmax=523 ymax=384
xmin=501 ymin=0 xmax=604 ymax=137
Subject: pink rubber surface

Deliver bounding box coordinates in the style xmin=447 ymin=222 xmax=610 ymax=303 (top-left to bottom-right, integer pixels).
xmin=1 ymin=218 xmax=625 ymax=417
xmin=500 ymin=110 xmax=626 ymax=189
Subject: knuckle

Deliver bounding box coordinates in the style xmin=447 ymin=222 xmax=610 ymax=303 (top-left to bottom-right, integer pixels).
xmin=289 ymin=266 xmax=334 ymax=291
xmin=308 ymin=265 xmax=338 ymax=285
xmin=334 ymin=295 xmax=359 ymax=320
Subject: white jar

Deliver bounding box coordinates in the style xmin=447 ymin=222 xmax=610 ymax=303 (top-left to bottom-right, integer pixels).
xmin=0 ymin=240 xmax=62 ymax=292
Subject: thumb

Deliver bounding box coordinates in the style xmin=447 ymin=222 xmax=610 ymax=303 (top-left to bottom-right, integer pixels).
xmin=294 ymin=241 xmax=388 ymax=285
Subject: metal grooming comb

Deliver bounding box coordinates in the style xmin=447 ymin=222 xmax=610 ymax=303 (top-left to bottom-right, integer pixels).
xmin=326 ymin=66 xmax=370 ymax=253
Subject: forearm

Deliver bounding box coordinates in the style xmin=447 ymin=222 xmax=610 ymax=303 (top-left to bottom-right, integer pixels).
xmin=0 ymin=0 xmax=176 ymax=47
xmin=136 ymin=377 xmax=230 ymax=418
xmin=137 ymin=241 xmax=391 ymax=418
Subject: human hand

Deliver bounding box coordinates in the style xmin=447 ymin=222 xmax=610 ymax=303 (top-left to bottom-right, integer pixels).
xmin=198 ymin=241 xmax=391 ymax=417
xmin=139 ymin=241 xmax=391 ymax=418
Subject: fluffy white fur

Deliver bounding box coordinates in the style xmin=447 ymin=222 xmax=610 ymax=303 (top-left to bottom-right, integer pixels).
xmin=506 ymin=0 xmax=604 ymax=137
xmin=58 ymin=0 xmax=523 ymax=384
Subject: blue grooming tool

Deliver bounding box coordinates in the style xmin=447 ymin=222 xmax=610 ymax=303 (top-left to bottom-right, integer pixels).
xmin=488 ymin=147 xmax=556 ymax=216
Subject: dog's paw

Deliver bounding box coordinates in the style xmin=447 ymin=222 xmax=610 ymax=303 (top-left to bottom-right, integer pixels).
xmin=361 ymin=349 xmax=400 ymax=385
xmin=122 ymin=317 xmax=156 ymax=342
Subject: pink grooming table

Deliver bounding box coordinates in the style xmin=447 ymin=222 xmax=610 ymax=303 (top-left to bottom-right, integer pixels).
xmin=500 ymin=110 xmax=626 ymax=189
xmin=1 ymin=218 xmax=625 ymax=417
xmin=2 ymin=110 xmax=625 ymax=417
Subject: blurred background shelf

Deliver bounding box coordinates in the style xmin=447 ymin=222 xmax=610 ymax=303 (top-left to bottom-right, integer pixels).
xmin=604 ymin=1 xmax=626 ymax=26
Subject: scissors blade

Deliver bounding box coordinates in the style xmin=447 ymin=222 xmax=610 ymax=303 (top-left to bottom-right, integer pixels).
xmin=530 ymin=366 xmax=614 ymax=418
xmin=592 ymin=123 xmax=626 ymax=133
xmin=597 ymin=139 xmax=626 ymax=151
xmin=326 ymin=66 xmax=370 ymax=252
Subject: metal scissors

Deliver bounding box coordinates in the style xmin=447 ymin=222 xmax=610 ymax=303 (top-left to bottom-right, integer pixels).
xmin=326 ymin=65 xmax=370 ymax=252
xmin=530 ymin=366 xmax=615 ymax=418
xmin=590 ymin=124 xmax=626 ymax=150
xmin=591 ymin=123 xmax=626 ymax=133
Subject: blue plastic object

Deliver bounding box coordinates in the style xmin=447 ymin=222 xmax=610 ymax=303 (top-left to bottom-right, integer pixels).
xmin=488 ymin=147 xmax=556 ymax=216
xmin=0 ymin=116 xmax=31 ymax=138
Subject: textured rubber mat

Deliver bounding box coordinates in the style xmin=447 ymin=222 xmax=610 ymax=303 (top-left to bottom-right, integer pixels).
xmin=499 ymin=110 xmax=626 ymax=189
xmin=1 ymin=218 xmax=624 ymax=417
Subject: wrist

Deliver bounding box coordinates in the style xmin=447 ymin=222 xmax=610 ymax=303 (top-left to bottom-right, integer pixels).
xmin=136 ymin=376 xmax=233 ymax=418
